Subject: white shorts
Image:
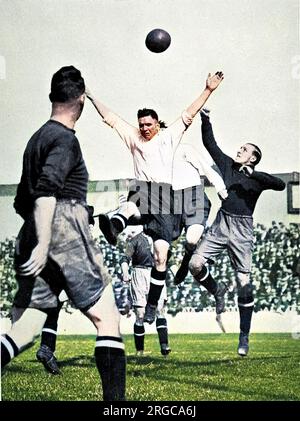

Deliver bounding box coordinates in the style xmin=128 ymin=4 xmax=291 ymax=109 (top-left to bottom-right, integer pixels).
xmin=130 ymin=267 xmax=167 ymax=309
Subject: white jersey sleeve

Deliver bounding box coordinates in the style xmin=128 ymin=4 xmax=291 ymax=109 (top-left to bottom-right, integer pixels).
xmin=103 ymin=111 xmax=140 ymax=152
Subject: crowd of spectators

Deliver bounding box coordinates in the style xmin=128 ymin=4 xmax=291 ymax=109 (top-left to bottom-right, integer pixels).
xmin=1 ymin=222 xmax=299 ymax=317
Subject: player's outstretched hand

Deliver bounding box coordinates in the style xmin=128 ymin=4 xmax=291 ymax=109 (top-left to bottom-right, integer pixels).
xmin=206 ymin=71 xmax=224 ymax=92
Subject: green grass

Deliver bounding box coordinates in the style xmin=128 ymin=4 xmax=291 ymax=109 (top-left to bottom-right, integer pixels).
xmin=2 ymin=333 xmax=300 ymax=401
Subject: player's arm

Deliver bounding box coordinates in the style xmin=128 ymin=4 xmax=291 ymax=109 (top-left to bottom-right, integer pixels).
xmin=185 ymin=145 xmax=228 ymax=198
xmin=120 ymin=259 xmax=130 ymax=283
xmin=120 ymin=242 xmax=135 ymax=282
xmin=18 ymin=136 xmax=78 ymax=277
xmin=86 ymin=88 xmax=137 ymax=150
xmin=18 ymin=196 xmax=56 ymax=277
xmin=200 ymin=111 xmax=233 ymax=176
xmin=186 ymin=72 xmax=224 ymax=118
xmin=86 ymin=88 xmax=111 ymax=121
xmin=250 ymin=171 xmax=286 ymax=191
xmin=169 ymin=72 xmax=224 ymax=149
xmin=198 ymin=159 xmax=228 ymax=199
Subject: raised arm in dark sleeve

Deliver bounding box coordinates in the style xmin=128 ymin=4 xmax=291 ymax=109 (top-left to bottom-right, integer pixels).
xmin=250 ymin=171 xmax=286 ymax=191
xmin=201 ymin=113 xmax=233 ymax=177
xmin=33 ymin=136 xmax=79 ymax=200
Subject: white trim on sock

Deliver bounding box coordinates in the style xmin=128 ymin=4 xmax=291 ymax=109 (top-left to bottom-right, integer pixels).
xmin=96 ymin=340 xmax=125 ymax=350
xmin=238 ymin=301 xmax=254 ymax=308
xmin=156 ymin=325 xmax=167 ymax=329
xmin=42 ymin=328 xmax=57 ymax=335
xmin=112 ymin=215 xmax=126 ymax=229
xmin=199 ymin=269 xmax=209 ymax=282
xmin=150 ymin=279 xmax=165 ymax=286
xmin=1 ymin=336 xmax=15 ymax=360
xmin=134 ymin=333 xmax=145 ymax=337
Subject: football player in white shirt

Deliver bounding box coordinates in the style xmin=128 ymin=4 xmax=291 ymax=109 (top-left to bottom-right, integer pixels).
xmin=172 ymin=143 xmax=228 ymax=285
xmin=87 ymin=71 xmax=224 ymax=324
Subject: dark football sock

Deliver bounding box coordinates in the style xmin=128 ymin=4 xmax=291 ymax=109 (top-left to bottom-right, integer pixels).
xmin=238 ymin=296 xmax=254 ymax=334
xmin=111 ymin=214 xmax=128 ymax=234
xmin=95 ymin=336 xmax=126 ymax=401
xmin=156 ymin=317 xmax=168 ymax=346
xmin=134 ymin=323 xmax=145 ymax=352
xmin=196 ymin=266 xmax=218 ymax=295
xmin=147 ymin=268 xmax=166 ymax=306
xmin=1 ymin=334 xmax=19 ymax=368
xmin=41 ymin=306 xmax=61 ymax=352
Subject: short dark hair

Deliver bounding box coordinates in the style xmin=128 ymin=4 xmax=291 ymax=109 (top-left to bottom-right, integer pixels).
xmin=137 ymin=108 xmax=167 ymax=128
xmin=49 ymin=66 xmax=85 ymax=103
xmin=137 ymin=108 xmax=159 ymax=121
xmin=247 ymin=143 xmax=262 ymax=166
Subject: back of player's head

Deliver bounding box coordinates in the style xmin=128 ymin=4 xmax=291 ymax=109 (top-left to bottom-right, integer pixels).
xmin=49 ymin=66 xmax=85 ymax=103
xmin=247 ymin=143 xmax=262 ymax=166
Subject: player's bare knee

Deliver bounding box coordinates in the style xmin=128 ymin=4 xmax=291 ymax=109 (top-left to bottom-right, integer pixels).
xmin=154 ymin=240 xmax=169 ymax=270
xmin=135 ymin=307 xmax=145 ymax=321
xmin=236 ymin=272 xmax=250 ymax=288
xmin=186 ymin=224 xmax=204 ymax=245
xmin=156 ymin=308 xmax=165 ymax=318
xmin=121 ymin=201 xmax=140 ymax=218
xmin=135 ymin=316 xmax=144 ymax=325
xmin=189 ymin=254 xmax=206 ymax=277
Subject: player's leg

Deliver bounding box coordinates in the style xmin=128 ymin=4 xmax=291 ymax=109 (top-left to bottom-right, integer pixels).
xmin=235 ymin=272 xmax=254 ymax=357
xmin=189 ymin=210 xmax=230 ymax=313
xmin=1 ymin=307 xmax=47 ymax=368
xmin=130 ymin=268 xmax=148 ymax=355
xmin=36 ymin=302 xmax=63 ymax=375
xmin=85 ymin=283 xmax=126 ymax=401
xmin=175 ymin=187 xmax=210 ymax=285
xmin=156 ymin=285 xmax=171 ymax=356
xmin=174 ymin=223 xmax=204 ymax=285
xmin=50 ymin=201 xmax=126 ymax=400
xmin=134 ymin=307 xmax=145 ymax=355
xmin=1 ymin=267 xmax=61 ymax=370
xmin=189 ymin=253 xmax=227 ymax=314
xmin=144 ymin=239 xmax=169 ymax=324
xmin=99 ymin=201 xmax=141 ymax=246
xmin=228 ymin=215 xmax=254 ymax=356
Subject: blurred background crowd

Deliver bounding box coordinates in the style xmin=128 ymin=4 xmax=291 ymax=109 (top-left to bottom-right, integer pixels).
xmin=1 ymin=222 xmax=299 ymax=318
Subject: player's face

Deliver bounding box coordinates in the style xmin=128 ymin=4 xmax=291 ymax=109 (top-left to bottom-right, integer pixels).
xmin=138 ymin=116 xmax=160 ymax=140
xmin=235 ymin=144 xmax=256 ymax=165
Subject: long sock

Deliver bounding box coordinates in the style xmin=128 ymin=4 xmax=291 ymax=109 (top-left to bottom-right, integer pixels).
xmin=147 ymin=268 xmax=166 ymax=306
xmin=41 ymin=306 xmax=61 ymax=352
xmin=95 ymin=336 xmax=126 ymax=401
xmin=1 ymin=334 xmax=19 ymax=368
xmin=196 ymin=266 xmax=218 ymax=294
xmin=238 ymin=296 xmax=254 ymax=334
xmin=156 ymin=317 xmax=168 ymax=346
xmin=134 ymin=323 xmax=145 ymax=352
xmin=111 ymin=214 xmax=128 ymax=234
xmin=175 ymin=243 xmax=197 ymax=281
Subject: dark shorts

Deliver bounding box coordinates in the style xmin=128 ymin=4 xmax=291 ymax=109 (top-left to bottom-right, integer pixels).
xmin=194 ymin=209 xmax=254 ymax=273
xmin=14 ymin=200 xmax=111 ymax=311
xmin=127 ymin=180 xmax=179 ymax=244
xmin=172 ymin=185 xmax=211 ymax=240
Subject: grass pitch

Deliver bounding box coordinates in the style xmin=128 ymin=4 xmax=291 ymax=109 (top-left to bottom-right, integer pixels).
xmin=1 ymin=333 xmax=300 ymax=401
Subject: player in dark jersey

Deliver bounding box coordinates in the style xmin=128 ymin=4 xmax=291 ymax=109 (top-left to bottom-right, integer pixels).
xmin=1 ymin=67 xmax=125 ymax=400
xmin=189 ymin=109 xmax=286 ymax=356
xmin=120 ymin=226 xmax=171 ymax=356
